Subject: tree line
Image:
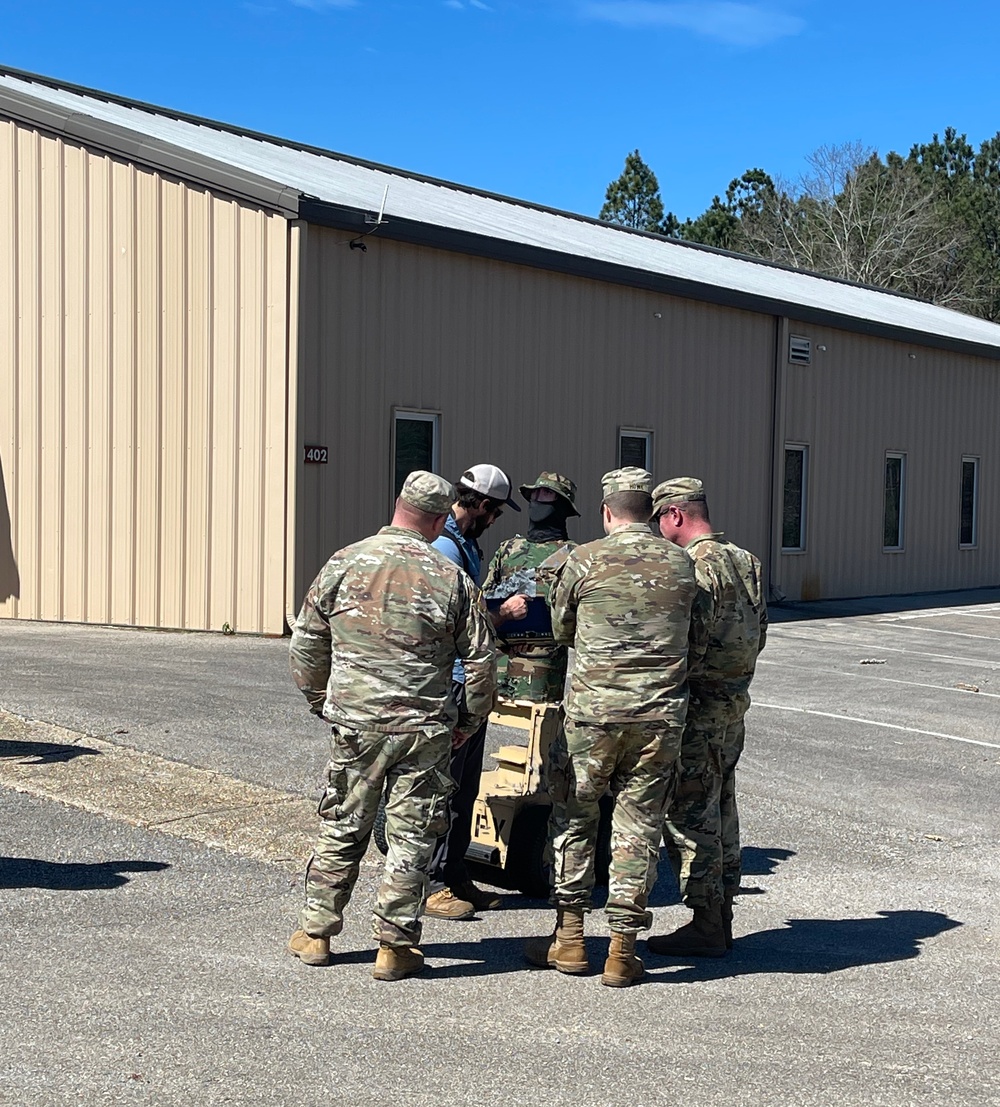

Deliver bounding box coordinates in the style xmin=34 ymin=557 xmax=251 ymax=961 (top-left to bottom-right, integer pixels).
xmin=599 ymin=132 xmax=1000 ymax=321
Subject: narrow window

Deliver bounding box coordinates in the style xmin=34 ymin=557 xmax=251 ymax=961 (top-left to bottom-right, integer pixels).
xmin=960 ymin=456 xmax=979 ymax=548
xmin=781 ymin=445 xmax=807 ymax=551
xmin=392 ymin=410 xmax=440 ymax=500
xmin=618 ymin=428 xmax=653 ymax=471
xmin=883 ymin=453 xmax=906 ymax=551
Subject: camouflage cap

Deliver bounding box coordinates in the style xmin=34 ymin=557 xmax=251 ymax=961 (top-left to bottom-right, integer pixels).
xmin=519 ymin=472 xmax=580 ymax=516
xmin=601 ymin=467 xmax=653 ymax=498
xmin=399 ymin=470 xmax=455 ymax=515
xmin=651 ymin=477 xmax=707 ymax=513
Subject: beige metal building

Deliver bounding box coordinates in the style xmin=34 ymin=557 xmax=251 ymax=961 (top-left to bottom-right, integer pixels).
xmin=2 ymin=66 xmax=999 ymax=633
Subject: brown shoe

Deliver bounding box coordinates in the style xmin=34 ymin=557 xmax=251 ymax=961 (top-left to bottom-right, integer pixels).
xmin=373 ymin=944 xmax=424 ymax=981
xmin=286 ymin=929 xmax=330 ymax=967
xmin=425 ymin=888 xmax=476 ymax=920
xmin=524 ymin=908 xmax=590 ymax=974
xmin=451 ymin=880 xmax=502 ymax=912
xmin=602 ymin=931 xmax=644 ymax=987
xmin=647 ymin=907 xmax=728 ymax=958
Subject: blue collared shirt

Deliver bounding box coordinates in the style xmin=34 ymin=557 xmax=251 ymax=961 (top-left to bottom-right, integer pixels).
xmin=433 ymin=513 xmax=482 ymax=684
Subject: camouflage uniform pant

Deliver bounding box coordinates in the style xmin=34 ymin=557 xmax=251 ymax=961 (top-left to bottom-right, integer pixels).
xmin=300 ymin=726 xmax=453 ymax=947
xmin=664 ymin=706 xmax=747 ymax=910
xmin=549 ymin=717 xmax=684 ymax=933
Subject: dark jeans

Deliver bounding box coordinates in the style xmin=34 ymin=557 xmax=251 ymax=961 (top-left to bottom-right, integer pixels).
xmin=430 ymin=681 xmax=489 ymax=887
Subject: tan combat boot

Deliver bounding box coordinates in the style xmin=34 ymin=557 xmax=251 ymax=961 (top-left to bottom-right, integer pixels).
xmin=424 ymin=888 xmax=476 ymax=920
xmin=524 ymin=907 xmax=590 ymax=974
xmin=372 ymin=944 xmax=425 ymax=981
xmin=721 ymin=891 xmax=735 ymax=950
xmin=602 ymin=931 xmax=644 ymax=987
xmin=451 ymin=879 xmax=503 ymax=912
xmin=646 ymin=906 xmax=728 ymax=958
xmin=286 ymin=929 xmax=331 ymax=967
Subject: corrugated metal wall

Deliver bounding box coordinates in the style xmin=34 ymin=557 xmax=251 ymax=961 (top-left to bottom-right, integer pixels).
xmin=291 ymin=229 xmax=776 ymax=607
xmin=0 ymin=120 xmax=291 ymax=633
xmin=776 ymin=323 xmax=1000 ymax=601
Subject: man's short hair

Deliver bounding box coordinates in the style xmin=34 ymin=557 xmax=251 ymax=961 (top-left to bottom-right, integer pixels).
xmin=455 ymin=482 xmax=501 ymax=514
xmin=604 ymin=490 xmax=653 ymax=522
xmin=677 ymin=498 xmax=710 ymax=522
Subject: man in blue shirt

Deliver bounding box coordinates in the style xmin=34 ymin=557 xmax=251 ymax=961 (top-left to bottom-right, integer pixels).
xmin=427 ymin=464 xmax=528 ymax=918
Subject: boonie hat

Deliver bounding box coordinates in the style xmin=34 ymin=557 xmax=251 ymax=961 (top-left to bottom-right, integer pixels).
xmin=519 ymin=472 xmax=580 ymax=517
xmin=601 ymin=466 xmax=653 ymax=498
xmin=652 ymin=477 xmax=707 ymax=514
xmin=459 ymin=463 xmax=521 ymax=511
xmin=399 ymin=471 xmax=455 ymax=515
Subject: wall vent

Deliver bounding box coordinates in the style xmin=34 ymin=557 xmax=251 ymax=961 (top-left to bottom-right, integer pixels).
xmin=789 ymin=335 xmax=812 ymax=365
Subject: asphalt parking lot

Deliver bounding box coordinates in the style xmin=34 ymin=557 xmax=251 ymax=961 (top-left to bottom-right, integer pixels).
xmin=2 ymin=590 xmax=999 ymax=1106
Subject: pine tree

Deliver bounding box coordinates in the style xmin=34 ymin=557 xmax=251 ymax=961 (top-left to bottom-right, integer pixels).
xmin=599 ymin=150 xmax=666 ymax=232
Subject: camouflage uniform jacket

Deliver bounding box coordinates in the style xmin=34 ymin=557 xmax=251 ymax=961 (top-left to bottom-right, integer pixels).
xmin=550 ymin=523 xmax=712 ymax=724
xmin=686 ymin=532 xmax=767 ymax=716
xmin=289 ymin=525 xmax=497 ymax=737
xmin=483 ymin=535 xmax=577 ymax=702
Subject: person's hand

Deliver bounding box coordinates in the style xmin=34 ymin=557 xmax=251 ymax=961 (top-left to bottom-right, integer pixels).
xmin=452 ymin=729 xmax=470 ymax=750
xmin=499 ymin=594 xmax=530 ymax=622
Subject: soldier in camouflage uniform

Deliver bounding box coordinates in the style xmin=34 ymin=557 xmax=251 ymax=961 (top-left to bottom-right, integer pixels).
xmin=286 ymin=471 xmax=497 ymax=981
xmin=524 ymin=467 xmax=711 ymax=987
xmin=647 ymin=477 xmax=767 ymax=958
xmin=482 ymin=472 xmax=579 ymax=702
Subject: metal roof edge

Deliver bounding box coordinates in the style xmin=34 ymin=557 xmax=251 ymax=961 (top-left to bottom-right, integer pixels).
xmin=2 ymin=65 xmax=1000 ymax=361
xmin=0 ymin=65 xmax=970 ymax=313
xmin=0 ymin=83 xmax=301 ymax=217
xmin=300 ymin=199 xmax=1000 ymax=363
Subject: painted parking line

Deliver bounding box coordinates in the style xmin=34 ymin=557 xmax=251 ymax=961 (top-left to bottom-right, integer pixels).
xmin=873 ymin=623 xmax=1000 ymax=643
xmin=756 ymin=658 xmax=1000 ymax=699
xmin=883 ymin=608 xmax=1000 ymax=621
xmin=771 ymin=630 xmax=1000 ymax=669
xmin=753 ymin=702 xmax=1000 ymax=750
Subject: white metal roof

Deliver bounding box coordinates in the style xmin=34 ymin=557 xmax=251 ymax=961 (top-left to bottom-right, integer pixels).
xmin=3 ymin=68 xmax=1000 ymax=356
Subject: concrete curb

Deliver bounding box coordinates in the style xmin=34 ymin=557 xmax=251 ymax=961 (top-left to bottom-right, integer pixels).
xmin=0 ymin=709 xmax=319 ymax=872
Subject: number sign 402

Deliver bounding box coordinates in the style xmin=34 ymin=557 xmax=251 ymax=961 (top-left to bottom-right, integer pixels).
xmin=304 ymin=446 xmax=328 ymax=464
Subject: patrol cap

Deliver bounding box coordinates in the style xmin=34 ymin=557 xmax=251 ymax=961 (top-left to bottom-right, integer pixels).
xmin=459 ymin=463 xmax=521 ymax=511
xmin=601 ymin=466 xmax=653 ymax=498
xmin=399 ymin=471 xmax=455 ymax=515
xmin=519 ymin=472 xmax=580 ymax=517
xmin=651 ymin=477 xmax=707 ymax=513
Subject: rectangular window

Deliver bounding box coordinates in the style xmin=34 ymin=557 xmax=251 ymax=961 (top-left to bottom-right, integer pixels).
xmin=618 ymin=428 xmax=653 ymax=471
xmin=883 ymin=452 xmax=906 ymax=551
xmin=392 ymin=410 xmax=440 ymax=500
xmin=781 ymin=445 xmax=807 ymax=551
xmin=960 ymin=456 xmax=979 ymax=548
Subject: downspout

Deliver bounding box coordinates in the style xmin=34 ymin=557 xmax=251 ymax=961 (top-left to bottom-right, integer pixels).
xmin=768 ymin=315 xmax=788 ymax=603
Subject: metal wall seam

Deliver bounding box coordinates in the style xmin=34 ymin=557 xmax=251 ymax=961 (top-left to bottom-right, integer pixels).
xmin=0 ymin=122 xmax=19 ymax=618
xmin=282 ymin=220 xmax=305 ymax=632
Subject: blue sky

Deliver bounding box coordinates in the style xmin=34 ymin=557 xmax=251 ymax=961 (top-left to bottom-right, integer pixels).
xmin=3 ymin=1 xmax=1000 ymax=221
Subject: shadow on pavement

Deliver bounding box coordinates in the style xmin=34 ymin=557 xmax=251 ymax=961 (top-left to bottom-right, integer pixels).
xmin=484 ymin=843 xmax=795 ymax=912
xmin=0 ymin=857 xmax=170 ymax=891
xmin=646 ymin=910 xmax=961 ymax=981
xmin=420 ymin=934 xmax=568 ymax=978
xmin=741 ymin=845 xmax=796 ymax=876
xmin=769 ymin=587 xmax=1000 ymax=625
xmin=299 ymin=911 xmax=960 ymax=980
xmin=0 ymin=738 xmax=101 ymax=764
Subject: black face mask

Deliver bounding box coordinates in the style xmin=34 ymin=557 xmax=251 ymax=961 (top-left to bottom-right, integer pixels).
xmin=528 ymin=501 xmax=558 ymax=527
xmin=528 ymin=498 xmax=572 ymax=541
